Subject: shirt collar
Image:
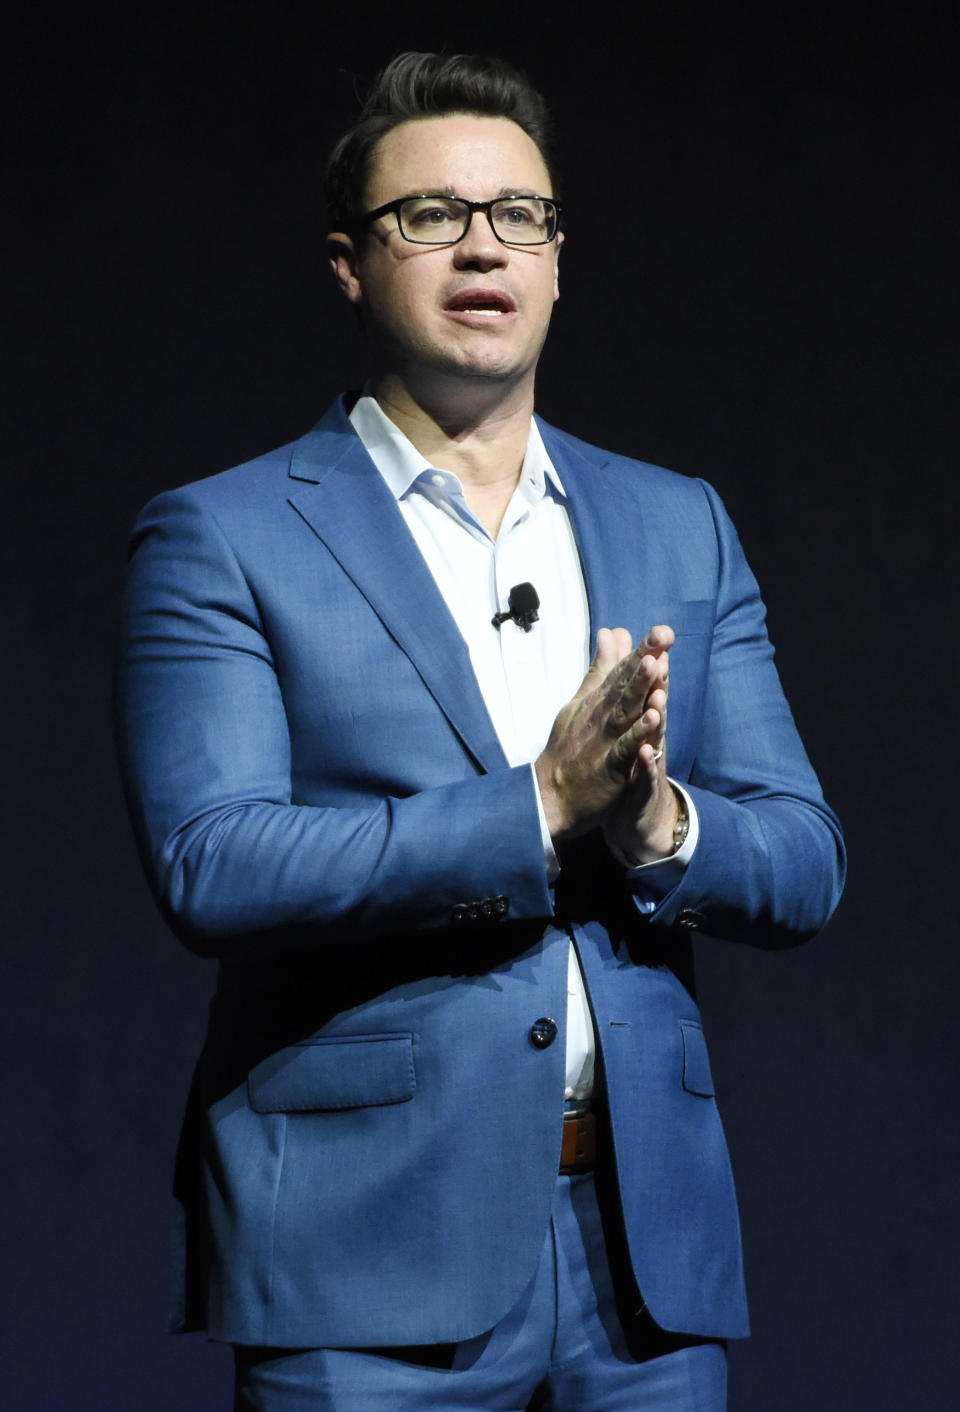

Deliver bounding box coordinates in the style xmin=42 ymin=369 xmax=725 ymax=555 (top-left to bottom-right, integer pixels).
xmin=348 ymin=393 xmax=566 ymax=505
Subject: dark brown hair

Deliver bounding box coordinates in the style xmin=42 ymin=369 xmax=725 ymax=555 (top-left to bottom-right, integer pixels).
xmin=323 ymin=51 xmax=558 ymax=232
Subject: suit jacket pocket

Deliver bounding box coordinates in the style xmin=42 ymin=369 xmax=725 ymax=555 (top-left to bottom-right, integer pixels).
xmin=644 ymin=600 xmax=713 ymax=638
xmin=247 ymin=1032 xmax=416 ymax=1113
xmin=679 ymin=1020 xmax=716 ymax=1097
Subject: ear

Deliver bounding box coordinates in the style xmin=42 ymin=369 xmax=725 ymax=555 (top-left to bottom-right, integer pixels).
xmin=552 ymin=230 xmax=563 ymax=303
xmin=327 ymin=231 xmax=364 ymax=305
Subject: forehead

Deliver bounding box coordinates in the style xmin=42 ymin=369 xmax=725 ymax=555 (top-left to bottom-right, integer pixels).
xmin=366 ymin=115 xmax=552 ymax=206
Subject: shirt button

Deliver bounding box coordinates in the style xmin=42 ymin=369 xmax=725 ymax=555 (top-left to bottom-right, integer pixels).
xmin=529 ymin=1017 xmax=558 ymax=1049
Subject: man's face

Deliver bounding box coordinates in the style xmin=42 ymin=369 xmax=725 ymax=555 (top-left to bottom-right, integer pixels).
xmin=330 ymin=115 xmax=561 ymax=394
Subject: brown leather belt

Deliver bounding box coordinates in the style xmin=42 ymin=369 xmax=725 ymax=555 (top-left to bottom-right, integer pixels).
xmin=559 ymin=1109 xmax=596 ymax=1174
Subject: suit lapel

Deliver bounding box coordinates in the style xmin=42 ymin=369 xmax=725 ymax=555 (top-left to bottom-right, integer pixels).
xmin=286 ymin=401 xmax=509 ymax=775
xmin=537 ymin=419 xmax=651 ymax=646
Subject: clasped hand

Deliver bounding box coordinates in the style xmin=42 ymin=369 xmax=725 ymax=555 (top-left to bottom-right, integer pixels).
xmin=535 ymin=625 xmax=679 ymax=864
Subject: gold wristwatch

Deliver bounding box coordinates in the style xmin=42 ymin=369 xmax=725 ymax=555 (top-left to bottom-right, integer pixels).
xmin=671 ymin=785 xmax=690 ymax=853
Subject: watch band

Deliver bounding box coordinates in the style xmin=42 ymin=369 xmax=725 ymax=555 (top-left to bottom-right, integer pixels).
xmin=672 ymin=785 xmax=690 ymax=852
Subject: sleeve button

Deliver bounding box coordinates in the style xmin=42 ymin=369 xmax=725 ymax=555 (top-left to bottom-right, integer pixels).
xmin=677 ymin=908 xmax=706 ymax=930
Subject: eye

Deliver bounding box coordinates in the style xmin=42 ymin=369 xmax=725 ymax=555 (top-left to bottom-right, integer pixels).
xmin=492 ymin=199 xmax=552 ymax=241
xmin=404 ymin=198 xmax=461 ymax=228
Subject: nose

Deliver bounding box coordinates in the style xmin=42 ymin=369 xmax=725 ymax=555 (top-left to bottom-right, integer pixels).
xmin=452 ymin=210 xmax=508 ymax=271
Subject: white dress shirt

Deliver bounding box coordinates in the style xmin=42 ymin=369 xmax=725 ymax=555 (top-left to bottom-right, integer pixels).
xmin=349 ymin=394 xmax=698 ymax=1100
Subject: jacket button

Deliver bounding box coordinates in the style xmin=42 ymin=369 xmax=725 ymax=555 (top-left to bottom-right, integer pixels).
xmin=494 ymin=896 xmax=509 ymax=917
xmin=678 ymin=908 xmax=706 ymax=930
xmin=529 ymin=1017 xmax=558 ymax=1049
xmin=465 ymin=902 xmax=481 ymax=923
xmin=450 ymin=904 xmax=466 ymax=925
xmin=480 ymin=898 xmax=496 ymax=919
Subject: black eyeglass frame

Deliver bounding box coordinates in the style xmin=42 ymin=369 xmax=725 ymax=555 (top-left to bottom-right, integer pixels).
xmin=358 ymin=194 xmax=563 ymax=247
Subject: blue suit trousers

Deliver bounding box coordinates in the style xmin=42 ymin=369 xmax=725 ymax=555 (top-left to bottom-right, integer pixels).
xmin=233 ymin=1173 xmax=727 ymax=1411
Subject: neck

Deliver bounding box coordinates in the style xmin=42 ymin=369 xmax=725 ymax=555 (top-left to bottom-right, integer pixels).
xmin=368 ymin=371 xmax=535 ymax=537
xmin=369 ymin=370 xmax=534 ymax=489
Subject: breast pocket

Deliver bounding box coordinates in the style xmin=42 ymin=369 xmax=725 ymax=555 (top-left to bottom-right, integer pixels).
xmin=644 ymin=601 xmax=714 ymax=639
xmin=247 ymin=1032 xmax=416 ymax=1113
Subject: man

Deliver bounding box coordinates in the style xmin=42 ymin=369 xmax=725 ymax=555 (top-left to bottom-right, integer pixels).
xmin=116 ymin=51 xmax=845 ymax=1411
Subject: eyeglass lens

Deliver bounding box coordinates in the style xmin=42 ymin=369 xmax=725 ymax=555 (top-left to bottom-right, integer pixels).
xmin=399 ymin=197 xmax=556 ymax=244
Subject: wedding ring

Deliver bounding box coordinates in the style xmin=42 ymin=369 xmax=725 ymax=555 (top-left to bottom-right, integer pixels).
xmin=651 ymin=746 xmax=664 ymax=761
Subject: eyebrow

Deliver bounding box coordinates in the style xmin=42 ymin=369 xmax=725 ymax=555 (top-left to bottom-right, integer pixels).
xmin=392 ymin=187 xmax=548 ymax=201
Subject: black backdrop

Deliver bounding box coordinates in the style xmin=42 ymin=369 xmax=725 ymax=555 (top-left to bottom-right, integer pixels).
xmin=5 ymin=5 xmax=958 ymax=1409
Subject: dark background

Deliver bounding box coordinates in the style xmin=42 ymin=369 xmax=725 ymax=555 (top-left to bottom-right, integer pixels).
xmin=5 ymin=3 xmax=957 ymax=1408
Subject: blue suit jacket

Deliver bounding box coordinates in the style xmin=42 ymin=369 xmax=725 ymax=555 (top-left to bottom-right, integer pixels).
xmin=116 ymin=396 xmax=845 ymax=1348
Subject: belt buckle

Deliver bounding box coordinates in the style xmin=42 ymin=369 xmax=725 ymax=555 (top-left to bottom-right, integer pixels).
xmin=559 ymin=1106 xmax=596 ymax=1174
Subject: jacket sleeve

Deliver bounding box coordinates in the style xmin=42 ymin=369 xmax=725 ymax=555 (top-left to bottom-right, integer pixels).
xmin=646 ymin=478 xmax=846 ymax=947
xmin=114 ymin=488 xmax=555 ymax=956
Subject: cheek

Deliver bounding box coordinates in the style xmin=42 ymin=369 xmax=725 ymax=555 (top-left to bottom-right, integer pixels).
xmin=524 ymin=256 xmax=559 ymax=310
xmin=362 ymin=270 xmax=429 ymax=338
xmin=385 ymin=265 xmax=437 ymax=323
xmin=534 ymin=266 xmax=560 ymax=317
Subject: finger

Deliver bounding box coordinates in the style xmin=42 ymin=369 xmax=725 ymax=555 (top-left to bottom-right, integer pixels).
xmin=608 ymin=703 xmax=663 ymax=778
xmin=638 ymin=647 xmax=670 ymax=714
xmin=640 ymin=686 xmax=669 ymax=774
xmin=638 ymin=623 xmax=676 ymax=656
xmin=607 ymin=636 xmax=663 ymax=694
xmin=600 ymin=651 xmax=659 ymax=738
xmin=593 ymin=628 xmax=635 ymax=689
xmin=598 ymin=627 xmax=672 ymax=697
xmin=633 ymin=740 xmax=668 ymax=792
xmin=604 ymin=626 xmax=634 ymax=664
xmin=593 ymin=633 xmax=670 ymax=739
xmin=626 ymin=719 xmax=661 ymax=782
xmin=641 ymin=682 xmax=668 ymax=753
xmin=608 ymin=633 xmax=671 ymax=710
xmin=645 ymin=686 xmax=667 ymax=726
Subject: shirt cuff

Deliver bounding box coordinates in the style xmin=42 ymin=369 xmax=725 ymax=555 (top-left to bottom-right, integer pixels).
xmin=610 ymin=780 xmax=700 ymax=913
xmin=530 ymin=763 xmax=561 ymax=883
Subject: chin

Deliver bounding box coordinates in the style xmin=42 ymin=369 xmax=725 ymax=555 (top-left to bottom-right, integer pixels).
xmin=442 ymin=344 xmax=532 ymax=382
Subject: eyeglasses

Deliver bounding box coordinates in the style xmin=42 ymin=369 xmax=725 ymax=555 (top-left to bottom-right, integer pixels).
xmin=360 ymin=194 xmax=562 ymax=247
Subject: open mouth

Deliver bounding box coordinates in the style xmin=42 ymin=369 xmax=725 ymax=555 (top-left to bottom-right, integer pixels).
xmin=444 ymin=289 xmax=517 ymax=316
